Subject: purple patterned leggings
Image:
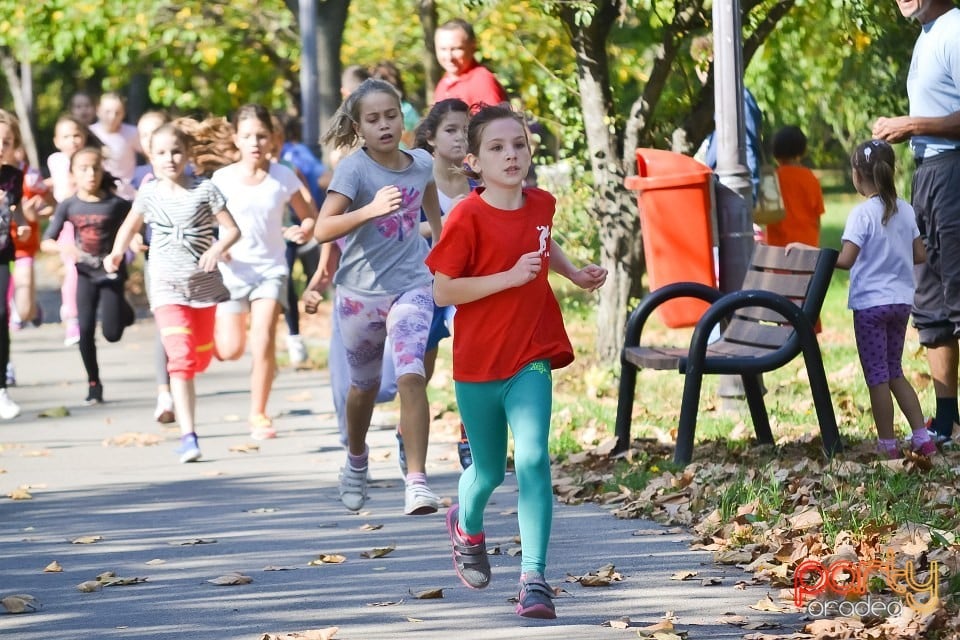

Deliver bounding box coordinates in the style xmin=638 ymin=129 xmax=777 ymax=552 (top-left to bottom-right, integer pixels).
xmin=335 ymin=285 xmax=433 ymax=391
xmin=852 ymin=303 xmax=911 ymax=388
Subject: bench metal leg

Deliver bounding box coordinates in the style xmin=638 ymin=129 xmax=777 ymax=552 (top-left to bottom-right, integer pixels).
xmin=675 ymin=369 xmax=705 ymax=466
xmin=614 ymin=361 xmax=638 ymax=454
xmin=742 ymin=374 xmax=773 ymax=445
xmin=806 ymin=357 xmax=842 ymax=457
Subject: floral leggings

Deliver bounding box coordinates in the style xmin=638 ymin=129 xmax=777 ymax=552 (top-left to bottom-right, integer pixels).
xmin=335 ymin=285 xmax=433 ymax=390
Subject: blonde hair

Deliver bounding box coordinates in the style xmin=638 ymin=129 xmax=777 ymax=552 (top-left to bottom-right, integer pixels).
xmin=179 ymin=116 xmax=240 ymax=177
xmin=321 ymin=78 xmax=401 ymax=150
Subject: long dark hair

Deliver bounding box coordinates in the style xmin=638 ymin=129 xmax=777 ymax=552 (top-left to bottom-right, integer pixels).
xmin=851 ymin=140 xmax=897 ymax=225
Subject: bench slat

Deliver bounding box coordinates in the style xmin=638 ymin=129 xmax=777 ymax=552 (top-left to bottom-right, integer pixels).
xmin=740 ymin=271 xmax=812 ymax=298
xmin=722 ymin=318 xmax=795 ymax=348
xmin=749 ymin=244 xmax=820 ymax=271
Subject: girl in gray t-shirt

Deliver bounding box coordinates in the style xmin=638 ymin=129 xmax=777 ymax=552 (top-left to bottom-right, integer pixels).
xmin=305 ymin=79 xmax=443 ymax=516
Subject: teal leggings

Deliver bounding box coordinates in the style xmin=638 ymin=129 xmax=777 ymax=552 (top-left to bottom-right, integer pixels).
xmin=455 ymin=360 xmax=553 ymax=574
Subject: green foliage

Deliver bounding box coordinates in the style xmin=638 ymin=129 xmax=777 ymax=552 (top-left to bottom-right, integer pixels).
xmin=747 ymin=0 xmax=914 ymax=165
xmin=0 ymin=0 xmax=299 ymax=115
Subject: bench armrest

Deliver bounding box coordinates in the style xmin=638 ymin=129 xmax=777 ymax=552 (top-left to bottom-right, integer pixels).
xmin=624 ymin=282 xmax=723 ymax=350
xmin=685 ymin=289 xmax=816 ymax=364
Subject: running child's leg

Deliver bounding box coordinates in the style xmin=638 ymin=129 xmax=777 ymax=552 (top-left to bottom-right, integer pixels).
xmin=98 ymin=277 xmax=133 ymax=343
xmin=503 ymin=360 xmax=554 ymax=576
xmin=0 ymin=263 xmax=18 ymax=419
xmin=248 ymin=296 xmax=281 ymax=423
xmin=155 ymin=304 xmax=210 ymax=463
xmin=57 ymin=222 xmax=79 ymax=342
xmin=336 ymin=288 xmax=389 ymax=456
xmin=454 ymin=380 xmax=510 ymax=535
xmin=388 ymin=285 xmax=433 ymax=474
xmin=75 ymin=274 xmax=102 ymax=395
xmin=12 ymin=256 xmax=37 ymax=324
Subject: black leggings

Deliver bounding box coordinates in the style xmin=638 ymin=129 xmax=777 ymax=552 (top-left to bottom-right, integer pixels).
xmin=284 ymin=242 xmax=320 ymax=335
xmin=76 ymin=272 xmax=133 ymax=384
xmin=0 ymin=264 xmax=9 ymax=391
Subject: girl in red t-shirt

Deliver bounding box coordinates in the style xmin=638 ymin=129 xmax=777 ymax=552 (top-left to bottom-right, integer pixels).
xmin=426 ymin=105 xmax=606 ymax=619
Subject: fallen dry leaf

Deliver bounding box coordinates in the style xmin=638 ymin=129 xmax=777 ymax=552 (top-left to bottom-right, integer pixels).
xmin=169 ymin=538 xmax=217 ymax=546
xmin=102 ymin=432 xmax=162 ymax=447
xmin=37 ymin=406 xmax=70 ymax=418
xmin=145 ymin=559 xmax=166 ymax=566
xmin=76 ymin=580 xmax=102 ymax=593
xmin=670 ymin=570 xmax=698 ymax=581
xmin=749 ymin=594 xmax=789 ymax=613
xmin=71 ymin=535 xmax=103 ymax=544
xmin=207 ymin=573 xmax=253 ymax=586
xmin=8 ymin=486 xmax=32 ymax=500
xmin=1 ymin=594 xmax=40 ymax=613
xmin=635 ymin=619 xmax=676 ymax=635
xmin=229 ymin=443 xmax=260 ymax=453
xmin=601 ymin=617 xmax=632 ymax=629
xmin=257 ymin=629 xmax=338 ymax=640
xmin=568 ymin=563 xmax=624 ymax=587
xmin=308 ymin=554 xmax=346 ymax=566
xmin=409 ymin=588 xmax=444 ymax=600
xmin=360 ymin=545 xmax=395 ymax=559
xmin=359 ymin=523 xmax=383 ymax=531
xmin=367 ymin=599 xmax=402 ymax=607
xmin=43 ymin=561 xmax=62 ymax=573
xmin=506 ymin=547 xmax=522 ymax=557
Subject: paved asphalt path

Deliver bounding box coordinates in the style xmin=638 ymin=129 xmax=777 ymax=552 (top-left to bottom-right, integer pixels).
xmin=0 ymin=310 xmax=805 ymax=639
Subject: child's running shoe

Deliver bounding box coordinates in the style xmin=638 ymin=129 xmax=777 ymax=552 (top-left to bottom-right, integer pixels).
xmin=64 ymin=320 xmax=80 ymax=347
xmin=516 ymin=572 xmax=557 ymax=619
xmin=445 ymin=505 xmax=490 ymax=589
xmin=154 ymin=392 xmax=176 ymax=424
xmin=338 ymin=465 xmax=368 ymax=511
xmin=457 ymin=423 xmax=472 ymax=470
xmin=0 ymin=388 xmax=21 ymax=420
xmin=249 ymin=413 xmax=277 ymax=440
xmin=85 ymin=381 xmax=103 ymax=405
xmin=176 ymin=433 xmax=202 ymax=463
xmin=404 ymin=482 xmax=439 ymax=515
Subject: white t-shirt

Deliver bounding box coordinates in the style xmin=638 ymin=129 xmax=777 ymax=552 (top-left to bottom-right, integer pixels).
xmin=842 ymin=196 xmax=919 ymax=310
xmin=211 ymin=162 xmax=302 ymax=286
xmin=90 ymin=122 xmax=141 ymax=198
xmin=47 ymin=151 xmax=73 ymax=203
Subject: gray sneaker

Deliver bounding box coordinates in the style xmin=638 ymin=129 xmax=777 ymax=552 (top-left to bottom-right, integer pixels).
xmin=338 ymin=466 xmax=368 ymax=511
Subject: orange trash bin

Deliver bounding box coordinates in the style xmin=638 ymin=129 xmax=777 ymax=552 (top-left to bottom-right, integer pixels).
xmin=624 ymin=148 xmax=715 ymax=328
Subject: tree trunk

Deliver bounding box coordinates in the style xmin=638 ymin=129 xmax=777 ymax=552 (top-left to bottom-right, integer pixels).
xmin=558 ymin=2 xmax=638 ymax=360
xmin=0 ymin=49 xmax=38 ymax=169
xmin=418 ymin=0 xmax=440 ymax=105
xmin=286 ymin=0 xmax=350 ymax=151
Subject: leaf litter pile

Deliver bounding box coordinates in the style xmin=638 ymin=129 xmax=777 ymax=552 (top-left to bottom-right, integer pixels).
xmin=553 ymin=435 xmax=960 ymax=639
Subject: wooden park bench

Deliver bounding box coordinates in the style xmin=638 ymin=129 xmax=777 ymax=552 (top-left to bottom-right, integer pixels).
xmin=613 ymin=244 xmax=842 ymax=465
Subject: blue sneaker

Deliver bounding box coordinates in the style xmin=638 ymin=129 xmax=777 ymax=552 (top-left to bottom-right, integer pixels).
xmin=176 ymin=433 xmax=202 ymax=463
xmin=396 ymin=428 xmax=407 ymax=476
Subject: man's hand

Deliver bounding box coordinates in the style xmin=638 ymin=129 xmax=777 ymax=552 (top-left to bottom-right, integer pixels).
xmin=872 ymin=116 xmax=912 ymax=144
